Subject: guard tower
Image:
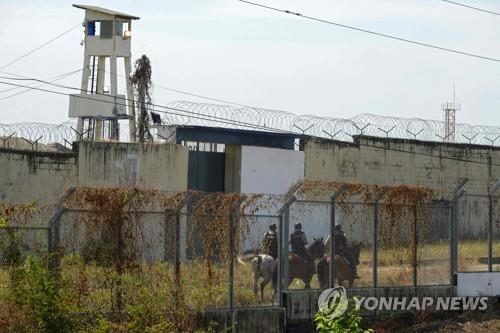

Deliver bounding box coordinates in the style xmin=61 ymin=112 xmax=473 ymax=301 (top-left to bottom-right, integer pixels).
xmin=69 ymin=4 xmax=139 ymax=141
xmin=442 ymin=102 xmax=460 ymax=142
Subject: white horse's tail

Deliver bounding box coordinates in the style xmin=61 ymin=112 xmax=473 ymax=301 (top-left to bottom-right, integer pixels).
xmin=250 ymin=255 xmax=263 ymax=278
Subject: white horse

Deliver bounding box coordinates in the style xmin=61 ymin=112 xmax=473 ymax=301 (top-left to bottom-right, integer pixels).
xmin=238 ymin=253 xmax=277 ymax=302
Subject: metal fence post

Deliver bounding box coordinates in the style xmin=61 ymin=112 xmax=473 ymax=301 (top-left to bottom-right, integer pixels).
xmin=164 ymin=208 xmax=181 ymax=279
xmin=277 ymin=194 xmax=298 ymax=307
xmin=228 ymin=212 xmax=234 ymax=311
xmin=274 ymin=182 xmax=303 ymax=307
xmin=283 ymin=207 xmax=290 ymax=291
xmin=278 ymin=213 xmax=284 ymax=307
xmin=450 ymin=178 xmax=468 ymax=283
xmin=114 ymin=191 xmax=139 ymax=320
xmin=228 ymin=196 xmax=246 ymax=313
xmin=413 ymin=205 xmax=418 ymax=287
xmin=47 ymin=187 xmax=76 ymax=272
xmin=164 ymin=209 xmax=174 ymax=262
xmin=175 ymin=212 xmax=181 ymax=283
xmin=373 ymin=203 xmax=378 ymax=288
xmin=47 ymin=226 xmax=53 ymax=254
xmin=115 ymin=215 xmax=124 ymax=318
xmin=449 ymin=201 xmax=454 ymax=283
xmin=330 ymin=200 xmax=336 ymax=288
xmin=47 ymin=206 xmax=66 ymax=272
xmin=372 ymin=187 xmax=388 ymax=289
xmin=488 ymin=179 xmax=500 ymax=272
xmin=450 ymin=200 xmax=458 ymax=282
xmin=329 ymin=185 xmax=347 ymax=288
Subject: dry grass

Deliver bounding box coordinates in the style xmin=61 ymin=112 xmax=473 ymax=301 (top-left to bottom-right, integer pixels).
xmin=0 ymin=240 xmax=495 ymax=313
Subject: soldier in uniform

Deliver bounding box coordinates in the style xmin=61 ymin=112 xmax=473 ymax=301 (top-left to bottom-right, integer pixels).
xmin=333 ymin=224 xmax=359 ymax=279
xmin=261 ymin=223 xmax=278 ymax=259
xmin=290 ymin=223 xmax=313 ymax=267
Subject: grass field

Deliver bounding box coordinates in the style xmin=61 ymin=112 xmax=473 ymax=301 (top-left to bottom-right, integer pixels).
xmin=0 ymin=240 xmax=498 ymax=331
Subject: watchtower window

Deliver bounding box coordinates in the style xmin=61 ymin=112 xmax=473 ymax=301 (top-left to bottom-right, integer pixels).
xmin=100 ymin=21 xmax=113 ymax=38
xmin=116 ymin=21 xmax=130 ymax=37
xmin=86 ymin=20 xmax=113 ymax=39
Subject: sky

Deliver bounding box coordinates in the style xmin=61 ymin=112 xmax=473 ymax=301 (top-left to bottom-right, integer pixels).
xmin=0 ymin=0 xmax=499 ymax=128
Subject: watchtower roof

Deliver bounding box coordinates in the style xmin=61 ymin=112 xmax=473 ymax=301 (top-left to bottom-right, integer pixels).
xmin=73 ymin=4 xmax=140 ymax=20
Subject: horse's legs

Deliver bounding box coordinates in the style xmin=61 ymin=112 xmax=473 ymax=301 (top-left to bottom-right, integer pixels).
xmin=317 ymin=260 xmax=327 ymax=290
xmin=304 ymin=274 xmax=312 ymax=289
xmin=348 ymin=279 xmax=353 ymax=288
xmin=253 ymin=276 xmax=258 ymax=299
xmin=338 ymin=279 xmax=344 ymax=286
xmin=260 ymin=278 xmax=270 ymax=302
xmin=271 ymin=273 xmax=277 ymax=304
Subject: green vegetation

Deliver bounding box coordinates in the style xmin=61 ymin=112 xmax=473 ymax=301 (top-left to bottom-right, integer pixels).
xmin=0 ymin=240 xmax=497 ymax=332
xmin=314 ymin=298 xmax=372 ymax=333
xmin=0 ymin=255 xmax=229 ymax=332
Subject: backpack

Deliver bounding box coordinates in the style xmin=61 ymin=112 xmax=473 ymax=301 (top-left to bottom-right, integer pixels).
xmin=263 ymin=232 xmax=277 ymax=253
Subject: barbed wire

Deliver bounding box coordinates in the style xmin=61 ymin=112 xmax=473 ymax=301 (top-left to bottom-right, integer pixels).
xmin=2 ymin=100 xmax=500 ymax=147
xmin=163 ymin=101 xmax=500 ymax=146
xmin=0 ymin=120 xmax=76 ymax=149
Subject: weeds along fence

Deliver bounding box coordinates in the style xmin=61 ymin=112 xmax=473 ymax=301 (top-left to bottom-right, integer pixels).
xmin=1 ymin=180 xmax=500 ymax=326
xmin=0 ymin=203 xmax=52 ymax=266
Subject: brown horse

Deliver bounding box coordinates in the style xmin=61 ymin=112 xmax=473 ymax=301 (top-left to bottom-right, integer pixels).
xmin=316 ymin=242 xmax=361 ymax=289
xmin=285 ymin=238 xmax=325 ymax=289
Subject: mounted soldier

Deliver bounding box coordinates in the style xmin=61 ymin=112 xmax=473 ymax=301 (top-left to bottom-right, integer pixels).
xmin=325 ymin=225 xmax=360 ymax=279
xmin=261 ymin=223 xmax=278 ymax=259
xmin=290 ymin=223 xmax=313 ymax=268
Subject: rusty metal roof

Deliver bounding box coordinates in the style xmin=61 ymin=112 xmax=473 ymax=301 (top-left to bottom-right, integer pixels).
xmin=73 ymin=4 xmax=140 ymax=20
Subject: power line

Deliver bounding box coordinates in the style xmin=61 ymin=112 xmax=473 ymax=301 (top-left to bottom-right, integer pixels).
xmin=441 ymin=0 xmax=500 ymax=16
xmin=0 ymin=74 xmax=291 ymax=134
xmin=238 ymin=0 xmax=500 ymax=63
xmin=0 ymin=80 xmax=293 ymax=135
xmin=1 ymin=79 xmax=500 ymax=168
xmin=103 ymin=68 xmax=267 ymax=109
xmin=0 ymin=70 xmax=79 ymax=94
xmin=0 ymin=23 xmax=81 ymax=70
xmin=0 ymin=69 xmax=83 ymax=101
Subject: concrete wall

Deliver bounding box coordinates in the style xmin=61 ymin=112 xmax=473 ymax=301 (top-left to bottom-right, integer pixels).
xmin=0 ymin=142 xmax=189 ymax=205
xmin=78 ymin=141 xmax=188 ymax=191
xmin=0 ymin=148 xmax=78 ymax=204
xmin=302 ymin=136 xmax=500 ymax=238
xmin=457 ymin=272 xmax=500 ymax=296
xmin=303 ymin=136 xmax=500 ymax=195
xmin=240 ymin=145 xmax=304 ymax=195
xmin=284 ymin=286 xmax=455 ymax=331
xmin=225 ymin=145 xmax=304 ymax=195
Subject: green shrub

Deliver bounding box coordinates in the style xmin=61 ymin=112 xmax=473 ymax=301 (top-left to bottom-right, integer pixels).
xmin=9 ymin=255 xmax=71 ymax=333
xmin=314 ymin=298 xmax=373 ymax=333
xmin=0 ymin=230 xmax=23 ymax=266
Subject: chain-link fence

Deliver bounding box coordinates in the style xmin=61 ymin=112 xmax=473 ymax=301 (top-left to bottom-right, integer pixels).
xmin=280 ymin=197 xmax=452 ymax=292
xmin=1 ymin=181 xmax=500 ymax=322
xmin=457 ymin=191 xmax=500 ymax=273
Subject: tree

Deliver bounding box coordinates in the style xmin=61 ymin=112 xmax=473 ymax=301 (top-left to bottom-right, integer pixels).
xmin=131 ymin=55 xmax=153 ymax=143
